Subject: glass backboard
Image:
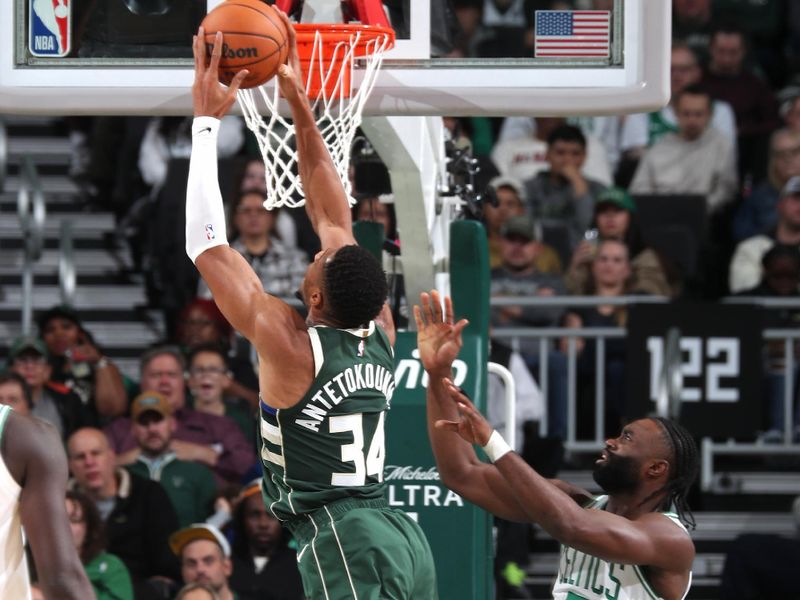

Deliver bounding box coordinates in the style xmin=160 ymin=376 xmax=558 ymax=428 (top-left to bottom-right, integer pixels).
xmin=0 ymin=0 xmax=670 ymax=116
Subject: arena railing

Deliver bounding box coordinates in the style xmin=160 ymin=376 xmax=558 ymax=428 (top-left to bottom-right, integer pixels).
xmin=58 ymin=219 xmax=76 ymax=306
xmin=487 ymin=295 xmax=800 ymax=493
xmin=0 ymin=118 xmax=6 ymax=193
xmin=17 ymin=156 xmax=45 ymax=335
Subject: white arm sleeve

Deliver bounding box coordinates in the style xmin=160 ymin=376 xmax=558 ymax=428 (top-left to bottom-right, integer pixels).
xmin=186 ymin=116 xmax=229 ymax=263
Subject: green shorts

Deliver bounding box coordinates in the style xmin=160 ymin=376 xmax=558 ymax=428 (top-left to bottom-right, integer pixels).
xmin=288 ymin=497 xmax=438 ymax=600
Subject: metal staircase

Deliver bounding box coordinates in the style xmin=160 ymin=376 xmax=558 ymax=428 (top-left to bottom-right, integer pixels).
xmin=0 ymin=115 xmax=163 ymax=378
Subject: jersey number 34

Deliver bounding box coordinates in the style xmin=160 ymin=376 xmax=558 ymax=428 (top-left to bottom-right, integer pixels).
xmin=330 ymin=412 xmax=385 ymax=486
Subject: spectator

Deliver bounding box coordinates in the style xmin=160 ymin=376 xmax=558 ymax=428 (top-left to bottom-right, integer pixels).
xmin=494 ymin=117 xmax=613 ymax=186
xmin=648 ymin=43 xmax=737 ymax=153
xmin=672 ymin=0 xmax=713 ymax=63
xmin=484 ymin=177 xmax=561 ymax=273
xmin=233 ymin=157 xmax=300 ymax=252
xmin=197 ymin=189 xmax=307 ymax=302
xmin=565 ymin=187 xmax=679 ymax=297
xmin=351 ymin=193 xmax=411 ymax=327
xmin=782 ymin=92 xmax=800 ymax=133
xmin=8 ymin=336 xmax=91 ymax=440
xmin=65 ymin=489 xmax=134 ymax=600
xmin=176 ymin=299 xmax=259 ymax=409
xmin=703 ymin=25 xmax=780 ymax=182
xmin=37 ymin=305 xmax=128 ymax=420
xmin=138 ymin=116 xmax=243 ymax=199
xmin=170 ymin=524 xmax=236 ymax=600
xmin=187 ymin=345 xmax=254 ymax=443
xmin=631 ymin=85 xmax=738 ymax=214
xmin=523 ymin=125 xmax=607 ymax=250
xmin=733 ymin=129 xmax=800 ymax=241
xmin=735 ymin=245 xmax=800 ymax=442
xmin=176 ymin=582 xmax=220 ymax=600
xmin=562 ymin=239 xmax=638 ymax=436
xmin=122 ymin=392 xmax=218 ymax=528
xmin=104 ymin=346 xmax=255 ymax=485
xmin=352 ymin=193 xmax=398 ymax=243
xmin=0 ymin=371 xmax=32 ymax=415
xmin=66 ymin=427 xmax=180 ymax=599
xmin=490 ymin=215 xmax=568 ymax=439
xmin=228 ymin=481 xmax=304 ymax=600
xmin=730 ymin=176 xmax=800 ymax=293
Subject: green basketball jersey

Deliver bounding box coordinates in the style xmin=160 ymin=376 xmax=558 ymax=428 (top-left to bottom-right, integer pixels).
xmin=259 ymin=321 xmax=395 ymax=522
xmin=552 ymin=496 xmax=692 ymax=600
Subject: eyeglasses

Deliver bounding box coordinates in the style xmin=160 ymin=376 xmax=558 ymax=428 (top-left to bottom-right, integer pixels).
xmin=189 ymin=366 xmax=227 ymax=377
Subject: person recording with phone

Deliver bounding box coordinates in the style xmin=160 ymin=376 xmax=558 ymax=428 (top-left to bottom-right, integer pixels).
xmin=564 ymin=187 xmax=681 ymax=298
xmin=38 ymin=305 xmax=129 ymax=421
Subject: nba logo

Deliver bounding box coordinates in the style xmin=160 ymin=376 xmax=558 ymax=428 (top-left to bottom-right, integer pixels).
xmin=357 ymin=339 xmax=365 ymax=357
xmin=29 ymin=0 xmax=70 ymax=57
xmin=205 ymin=224 xmax=216 ymax=241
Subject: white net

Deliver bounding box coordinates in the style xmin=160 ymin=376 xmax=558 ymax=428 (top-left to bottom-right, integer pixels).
xmin=237 ymin=27 xmax=393 ymax=210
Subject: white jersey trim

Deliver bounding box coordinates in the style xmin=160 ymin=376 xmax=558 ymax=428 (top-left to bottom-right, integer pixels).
xmin=308 ymin=327 xmax=324 ymax=377
xmin=325 ymin=506 xmax=359 ymax=599
xmin=308 ymin=513 xmax=331 ymax=600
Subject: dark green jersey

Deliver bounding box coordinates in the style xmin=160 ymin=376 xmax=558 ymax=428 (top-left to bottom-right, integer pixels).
xmin=259 ymin=321 xmax=395 ymax=522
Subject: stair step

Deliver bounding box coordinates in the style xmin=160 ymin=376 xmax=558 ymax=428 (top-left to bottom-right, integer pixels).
xmin=3 ymin=174 xmax=81 ymax=195
xmin=0 ymin=320 xmax=161 ymax=347
xmin=0 ymin=249 xmax=131 ymax=275
xmin=7 ymin=137 xmax=72 ymax=159
xmin=0 ymin=285 xmax=145 ymax=309
xmin=0 ymin=212 xmax=116 ymax=236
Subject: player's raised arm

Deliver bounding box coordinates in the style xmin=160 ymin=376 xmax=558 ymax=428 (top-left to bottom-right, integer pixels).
xmin=274 ymin=10 xmax=355 ymax=251
xmin=440 ymin=385 xmax=694 ymax=570
xmin=415 ymin=291 xmax=528 ymax=521
xmin=186 ymin=29 xmax=293 ymax=342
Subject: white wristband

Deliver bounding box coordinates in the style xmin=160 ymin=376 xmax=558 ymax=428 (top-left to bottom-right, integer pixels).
xmin=482 ymin=430 xmax=512 ymax=463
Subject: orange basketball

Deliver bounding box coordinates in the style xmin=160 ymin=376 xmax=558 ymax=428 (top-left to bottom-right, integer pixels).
xmin=201 ymin=0 xmax=289 ymax=89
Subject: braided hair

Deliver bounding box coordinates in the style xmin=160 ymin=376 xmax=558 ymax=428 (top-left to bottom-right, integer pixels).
xmin=648 ymin=417 xmax=699 ymax=529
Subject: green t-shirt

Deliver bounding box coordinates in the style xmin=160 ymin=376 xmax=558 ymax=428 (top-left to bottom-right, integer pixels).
xmin=259 ymin=322 xmax=394 ymax=521
xmin=85 ymin=552 xmax=133 ymax=600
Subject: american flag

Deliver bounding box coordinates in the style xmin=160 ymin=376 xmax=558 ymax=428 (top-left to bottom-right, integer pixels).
xmin=534 ymin=10 xmax=611 ymax=58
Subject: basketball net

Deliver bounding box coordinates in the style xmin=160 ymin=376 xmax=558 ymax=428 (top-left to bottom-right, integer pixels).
xmin=237 ymin=24 xmax=394 ymax=210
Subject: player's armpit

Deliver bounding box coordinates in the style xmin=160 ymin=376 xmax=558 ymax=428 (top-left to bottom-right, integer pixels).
xmin=548 ymin=478 xmax=593 ymax=505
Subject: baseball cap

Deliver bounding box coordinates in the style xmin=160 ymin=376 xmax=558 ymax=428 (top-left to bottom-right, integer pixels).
xmin=501 ymin=215 xmax=537 ymax=242
xmin=781 ymin=176 xmax=800 ymax=197
xmin=36 ymin=305 xmax=81 ymax=332
xmin=169 ymin=523 xmax=231 ymax=558
xmin=595 ymin=187 xmax=636 ymax=213
xmin=8 ymin=336 xmax=49 ymax=361
xmin=130 ymin=392 xmax=171 ymax=422
xmin=489 ymin=176 xmax=526 ymax=203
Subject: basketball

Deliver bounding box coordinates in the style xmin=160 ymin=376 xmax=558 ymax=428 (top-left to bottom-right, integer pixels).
xmin=200 ymin=0 xmax=289 ymax=89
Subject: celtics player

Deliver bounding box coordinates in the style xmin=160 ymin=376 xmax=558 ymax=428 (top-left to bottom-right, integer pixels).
xmin=186 ymin=14 xmax=436 ymax=600
xmin=414 ymin=290 xmax=698 ymax=600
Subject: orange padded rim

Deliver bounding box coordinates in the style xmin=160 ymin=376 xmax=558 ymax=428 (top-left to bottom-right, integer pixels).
xmin=292 ymin=23 xmax=396 ymax=58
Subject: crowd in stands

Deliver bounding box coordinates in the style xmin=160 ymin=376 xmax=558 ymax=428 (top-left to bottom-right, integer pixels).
xmin=2 ymin=1 xmax=800 ymax=599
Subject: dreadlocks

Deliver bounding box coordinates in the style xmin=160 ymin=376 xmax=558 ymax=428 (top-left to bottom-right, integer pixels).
xmin=323 ymin=244 xmax=388 ymax=329
xmin=649 ymin=416 xmax=700 ymax=530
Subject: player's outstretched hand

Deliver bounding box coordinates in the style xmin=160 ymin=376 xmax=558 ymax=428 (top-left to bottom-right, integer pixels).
xmin=414 ymin=290 xmax=469 ymax=378
xmin=274 ymin=9 xmax=307 ymax=106
xmin=434 ymin=378 xmax=493 ymax=447
xmin=192 ymin=28 xmax=248 ymax=118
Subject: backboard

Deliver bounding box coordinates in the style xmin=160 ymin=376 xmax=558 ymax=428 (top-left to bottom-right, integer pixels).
xmin=0 ymin=0 xmax=670 ymax=117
